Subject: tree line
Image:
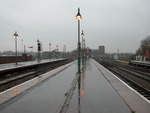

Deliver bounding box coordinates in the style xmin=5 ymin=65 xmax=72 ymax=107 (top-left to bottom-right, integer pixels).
xmin=136 ymin=36 xmax=150 ymax=55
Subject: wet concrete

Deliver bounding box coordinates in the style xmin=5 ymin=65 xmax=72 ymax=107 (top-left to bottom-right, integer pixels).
xmin=1 ymin=59 xmax=148 ymax=113
xmin=93 ymin=59 xmax=150 ymax=113
xmin=66 ymin=59 xmax=131 ymax=113
xmin=0 ymin=62 xmax=77 ymax=113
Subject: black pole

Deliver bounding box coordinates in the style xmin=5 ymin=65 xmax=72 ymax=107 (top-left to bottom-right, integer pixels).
xmin=15 ymin=37 xmax=17 ymax=64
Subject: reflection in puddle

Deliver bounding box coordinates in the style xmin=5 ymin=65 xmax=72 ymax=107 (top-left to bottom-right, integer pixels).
xmin=13 ymin=87 xmax=20 ymax=96
xmin=78 ymin=64 xmax=87 ymax=113
xmin=81 ymin=66 xmax=86 ymax=97
xmin=78 ymin=73 xmax=81 ymax=113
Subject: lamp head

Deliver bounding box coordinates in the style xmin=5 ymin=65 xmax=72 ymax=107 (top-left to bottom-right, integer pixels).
xmin=81 ymin=30 xmax=84 ymax=38
xmin=37 ymin=39 xmax=40 ymax=44
xmin=76 ymin=8 xmax=82 ymax=20
xmin=13 ymin=31 xmax=19 ymax=38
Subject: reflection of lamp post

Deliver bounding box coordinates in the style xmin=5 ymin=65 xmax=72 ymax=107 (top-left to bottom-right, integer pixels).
xmin=76 ymin=8 xmax=82 ymax=73
xmin=13 ymin=31 xmax=19 ymax=65
xmin=81 ymin=30 xmax=84 ymax=65
xmin=49 ymin=43 xmax=51 ymax=60
xmin=81 ymin=65 xmax=86 ymax=97
xmin=78 ymin=69 xmax=81 ymax=113
xmin=37 ymin=39 xmax=41 ymax=62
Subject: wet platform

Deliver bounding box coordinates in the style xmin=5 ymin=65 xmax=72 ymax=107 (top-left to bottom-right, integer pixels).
xmin=0 ymin=58 xmax=65 ymax=71
xmin=0 ymin=59 xmax=149 ymax=113
xmin=129 ymin=60 xmax=150 ymax=67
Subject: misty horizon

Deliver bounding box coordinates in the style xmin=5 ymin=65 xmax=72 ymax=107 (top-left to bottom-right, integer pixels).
xmin=0 ymin=0 xmax=150 ymax=53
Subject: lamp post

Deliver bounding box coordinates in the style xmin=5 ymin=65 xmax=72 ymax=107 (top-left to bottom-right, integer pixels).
xmin=21 ymin=39 xmax=23 ymax=54
xmin=56 ymin=45 xmax=58 ymax=59
xmin=49 ymin=43 xmax=51 ymax=60
xmin=13 ymin=31 xmax=19 ymax=65
xmin=76 ymin=8 xmax=82 ymax=73
xmin=84 ymin=39 xmax=86 ymax=63
xmin=37 ymin=39 xmax=41 ymax=62
xmin=81 ymin=30 xmax=84 ymax=65
xmin=63 ymin=45 xmax=66 ymax=58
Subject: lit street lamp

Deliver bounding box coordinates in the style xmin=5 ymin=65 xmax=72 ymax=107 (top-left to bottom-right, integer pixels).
xmin=81 ymin=30 xmax=84 ymax=65
xmin=13 ymin=31 xmax=19 ymax=65
xmin=76 ymin=8 xmax=82 ymax=73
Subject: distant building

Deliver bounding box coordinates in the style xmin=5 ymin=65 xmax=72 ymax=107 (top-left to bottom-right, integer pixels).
xmin=99 ymin=46 xmax=105 ymax=55
xmin=134 ymin=46 xmax=150 ymax=61
xmin=91 ymin=46 xmax=105 ymax=58
xmin=144 ymin=46 xmax=150 ymax=61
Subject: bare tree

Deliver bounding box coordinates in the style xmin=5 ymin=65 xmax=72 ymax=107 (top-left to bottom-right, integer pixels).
xmin=136 ymin=48 xmax=140 ymax=55
xmin=137 ymin=36 xmax=150 ymax=55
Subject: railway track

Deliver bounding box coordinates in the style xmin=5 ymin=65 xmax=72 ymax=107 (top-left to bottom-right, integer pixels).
xmin=117 ymin=60 xmax=150 ymax=73
xmin=0 ymin=59 xmax=72 ymax=92
xmin=117 ymin=67 xmax=150 ymax=82
xmin=97 ymin=60 xmax=150 ymax=101
xmin=105 ymin=62 xmax=150 ymax=82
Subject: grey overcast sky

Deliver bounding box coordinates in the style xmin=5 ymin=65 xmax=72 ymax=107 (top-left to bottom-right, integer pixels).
xmin=0 ymin=0 xmax=150 ymax=53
